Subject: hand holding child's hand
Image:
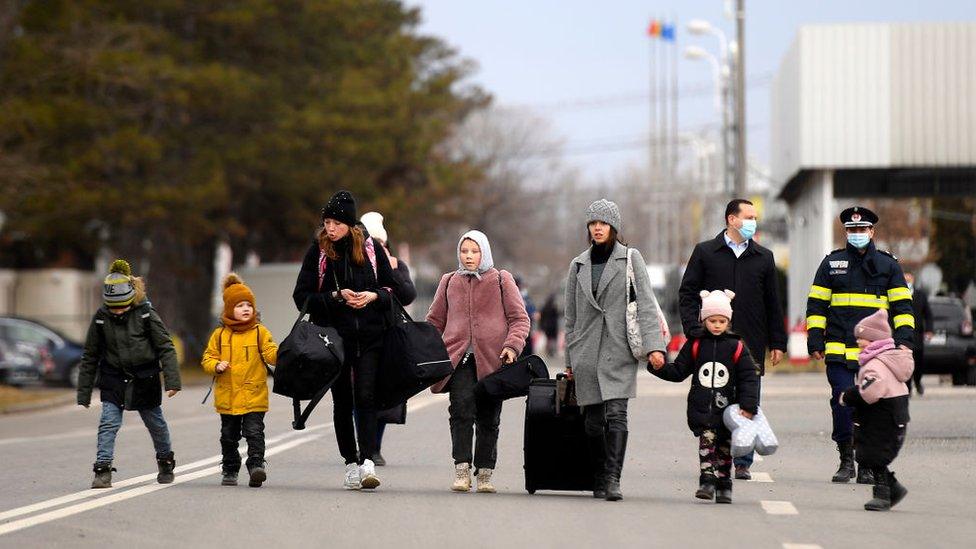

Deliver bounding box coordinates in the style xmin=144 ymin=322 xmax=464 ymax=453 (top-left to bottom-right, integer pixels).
xmin=500 ymin=347 xmax=517 ymax=364
xmin=166 ymin=389 xmax=179 ymax=398
xmin=215 ymin=361 xmax=229 ymax=374
xmin=739 ymin=409 xmax=754 ymax=420
xmin=648 ymin=351 xmax=665 ymax=370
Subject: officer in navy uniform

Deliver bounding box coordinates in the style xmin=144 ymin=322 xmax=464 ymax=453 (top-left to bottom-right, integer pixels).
xmin=806 ymin=206 xmax=915 ymax=485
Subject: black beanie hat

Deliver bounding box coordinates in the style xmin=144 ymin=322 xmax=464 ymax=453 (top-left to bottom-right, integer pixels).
xmin=321 ymin=190 xmax=357 ymax=227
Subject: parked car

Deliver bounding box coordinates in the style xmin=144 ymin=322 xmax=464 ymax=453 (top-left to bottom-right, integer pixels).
xmin=921 ymin=297 xmax=976 ymax=386
xmin=0 ymin=317 xmax=85 ymax=388
xmin=0 ymin=339 xmax=44 ymax=386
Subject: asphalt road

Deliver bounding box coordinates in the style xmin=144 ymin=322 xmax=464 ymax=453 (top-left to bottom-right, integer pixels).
xmin=0 ymin=371 xmax=973 ymax=549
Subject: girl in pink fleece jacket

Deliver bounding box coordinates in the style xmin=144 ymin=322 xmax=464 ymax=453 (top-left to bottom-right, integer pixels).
xmin=840 ymin=308 xmax=913 ymax=511
xmin=427 ymin=230 xmax=530 ymax=494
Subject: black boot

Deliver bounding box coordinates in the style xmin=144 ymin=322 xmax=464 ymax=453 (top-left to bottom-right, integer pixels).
xmin=156 ymin=452 xmax=175 ymax=484
xmin=247 ymin=460 xmax=267 ymax=488
xmin=856 ymin=466 xmax=875 ymax=485
xmin=604 ymin=431 xmax=627 ymax=501
xmin=695 ymin=474 xmax=716 ymax=500
xmin=831 ymin=442 xmax=855 ymax=483
xmin=587 ymin=434 xmax=608 ymax=499
xmin=715 ymin=477 xmax=733 ymax=504
xmin=864 ymin=472 xmax=891 ymax=511
xmin=888 ymin=471 xmax=907 ymax=507
xmin=221 ymin=470 xmax=238 ymax=486
xmin=91 ymin=462 xmax=115 ymax=489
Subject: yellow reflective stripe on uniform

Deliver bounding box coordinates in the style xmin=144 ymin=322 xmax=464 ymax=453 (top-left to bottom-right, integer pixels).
xmin=808 ymin=285 xmax=832 ymax=301
xmin=825 ymin=342 xmax=846 ymax=355
xmin=830 ymin=293 xmax=890 ymax=309
xmin=893 ymin=314 xmax=916 ymax=329
xmin=806 ymin=315 xmax=827 ymax=329
xmin=825 ymin=342 xmax=860 ymax=360
xmin=887 ymin=287 xmax=912 ymax=302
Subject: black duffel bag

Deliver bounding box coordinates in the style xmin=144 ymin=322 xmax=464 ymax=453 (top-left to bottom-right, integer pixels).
xmin=474 ymin=354 xmax=550 ymax=401
xmin=273 ymin=297 xmax=345 ymax=430
xmin=374 ymin=296 xmax=453 ymax=410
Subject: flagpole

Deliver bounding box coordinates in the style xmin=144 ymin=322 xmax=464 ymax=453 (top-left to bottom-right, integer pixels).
xmin=657 ymin=24 xmax=667 ymax=183
xmin=670 ymin=16 xmax=679 ymax=186
xmin=648 ymin=21 xmax=657 ymax=184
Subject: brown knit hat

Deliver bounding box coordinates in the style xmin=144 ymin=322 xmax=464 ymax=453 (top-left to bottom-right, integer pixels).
xmin=222 ymin=273 xmax=256 ymax=325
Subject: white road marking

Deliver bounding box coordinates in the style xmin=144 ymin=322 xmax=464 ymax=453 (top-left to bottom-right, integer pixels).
xmin=0 ymin=434 xmax=321 ymax=536
xmin=782 ymin=544 xmax=822 ymax=549
xmin=0 ymin=393 xmax=441 ymax=525
xmin=748 ymin=472 xmax=774 ymax=483
xmin=761 ymin=500 xmax=799 ymax=515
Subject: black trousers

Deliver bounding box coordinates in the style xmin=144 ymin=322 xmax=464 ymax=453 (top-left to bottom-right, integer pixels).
xmin=332 ymin=341 xmax=381 ymax=465
xmin=448 ymin=355 xmax=503 ymax=470
xmin=583 ymin=398 xmax=629 ymax=435
xmin=220 ymin=412 xmax=265 ymax=472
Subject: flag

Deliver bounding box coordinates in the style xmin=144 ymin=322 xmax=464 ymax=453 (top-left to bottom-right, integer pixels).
xmin=661 ymin=23 xmax=676 ymax=42
xmin=647 ymin=19 xmax=661 ymax=37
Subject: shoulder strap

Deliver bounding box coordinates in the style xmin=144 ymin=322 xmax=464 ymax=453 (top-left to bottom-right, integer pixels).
xmin=444 ymin=272 xmax=458 ymax=311
xmin=365 ymin=237 xmax=378 ymax=278
xmin=625 ymin=247 xmax=637 ymax=301
xmin=733 ymin=340 xmax=744 ymax=364
xmin=692 ymin=339 xmax=700 ymax=361
xmin=498 ymin=270 xmax=507 ymax=316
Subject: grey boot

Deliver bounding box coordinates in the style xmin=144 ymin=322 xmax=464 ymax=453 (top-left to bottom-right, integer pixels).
xmin=889 ymin=471 xmax=908 ymax=507
xmin=587 ymin=434 xmax=607 ymax=499
xmin=715 ymin=477 xmax=733 ymax=504
xmin=156 ymin=452 xmax=175 ymax=484
xmin=91 ymin=462 xmax=115 ymax=489
xmin=247 ymin=461 xmax=267 ymax=488
xmin=604 ymin=431 xmax=627 ymax=501
xmin=864 ymin=472 xmax=891 ymax=511
xmin=831 ymin=442 xmax=855 ymax=483
xmin=695 ymin=474 xmax=716 ymax=500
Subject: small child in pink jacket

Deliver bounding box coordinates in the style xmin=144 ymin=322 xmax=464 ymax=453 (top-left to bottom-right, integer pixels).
xmin=840 ymin=309 xmax=913 ymax=511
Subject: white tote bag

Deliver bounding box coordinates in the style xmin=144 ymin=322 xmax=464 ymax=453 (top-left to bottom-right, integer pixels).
xmin=625 ymin=248 xmax=671 ymax=360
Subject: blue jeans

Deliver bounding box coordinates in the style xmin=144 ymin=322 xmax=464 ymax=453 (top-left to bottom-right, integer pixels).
xmin=96 ymin=402 xmax=172 ymax=463
xmin=826 ymin=362 xmax=856 ymax=444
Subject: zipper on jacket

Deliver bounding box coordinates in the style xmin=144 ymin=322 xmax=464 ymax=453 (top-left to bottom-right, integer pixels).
xmin=709 ymin=339 xmax=718 ymax=422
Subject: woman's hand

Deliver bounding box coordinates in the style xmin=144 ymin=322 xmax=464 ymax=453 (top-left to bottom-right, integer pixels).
xmin=339 ymin=289 xmax=358 ymax=303
xmin=739 ymin=409 xmax=754 ymax=420
xmin=500 ymin=347 xmax=517 ymax=364
xmin=648 ymin=351 xmax=665 ymax=370
xmin=345 ymin=291 xmax=378 ymax=309
xmin=215 ymin=361 xmax=229 ymax=374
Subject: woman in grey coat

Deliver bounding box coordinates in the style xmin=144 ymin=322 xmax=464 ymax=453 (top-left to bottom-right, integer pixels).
xmin=564 ymin=199 xmax=667 ymax=501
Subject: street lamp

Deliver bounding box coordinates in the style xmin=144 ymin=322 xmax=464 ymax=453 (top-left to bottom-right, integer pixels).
xmin=686 ymin=19 xmax=728 ymax=63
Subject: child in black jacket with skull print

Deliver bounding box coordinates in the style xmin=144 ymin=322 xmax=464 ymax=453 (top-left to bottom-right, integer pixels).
xmin=649 ymin=290 xmax=759 ymax=504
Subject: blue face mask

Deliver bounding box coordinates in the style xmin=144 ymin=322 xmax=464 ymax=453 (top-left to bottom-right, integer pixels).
xmin=738 ymin=219 xmax=757 ymax=240
xmin=847 ymin=232 xmax=871 ymax=249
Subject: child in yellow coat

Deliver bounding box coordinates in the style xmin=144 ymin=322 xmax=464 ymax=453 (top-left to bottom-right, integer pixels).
xmin=202 ymin=273 xmax=278 ymax=487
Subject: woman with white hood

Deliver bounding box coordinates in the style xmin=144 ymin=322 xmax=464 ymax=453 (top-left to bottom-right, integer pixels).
xmin=427 ymin=230 xmax=530 ymax=493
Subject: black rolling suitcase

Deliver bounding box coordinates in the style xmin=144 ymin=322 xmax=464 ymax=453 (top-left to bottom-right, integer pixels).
xmin=523 ymin=374 xmax=595 ymax=494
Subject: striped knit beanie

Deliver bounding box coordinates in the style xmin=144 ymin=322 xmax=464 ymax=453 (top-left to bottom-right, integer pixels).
xmin=103 ymin=259 xmax=136 ymax=308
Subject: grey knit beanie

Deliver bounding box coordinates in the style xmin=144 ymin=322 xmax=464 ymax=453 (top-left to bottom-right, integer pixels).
xmin=585 ymin=199 xmax=621 ymax=232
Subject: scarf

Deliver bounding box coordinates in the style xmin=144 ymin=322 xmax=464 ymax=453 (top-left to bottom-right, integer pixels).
xmin=858 ymin=338 xmax=896 ymax=366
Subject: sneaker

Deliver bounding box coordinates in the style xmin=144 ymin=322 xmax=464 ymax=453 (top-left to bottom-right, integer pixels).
xmin=359 ymin=459 xmax=381 ymax=490
xmin=221 ymin=471 xmax=238 ymax=486
xmin=343 ymin=463 xmax=362 ymax=490
xmin=248 ymin=463 xmax=267 ymax=488
xmin=476 ymin=468 xmax=496 ymax=493
xmin=452 ymin=463 xmax=472 ymax=492
xmin=734 ymin=466 xmax=751 ymax=481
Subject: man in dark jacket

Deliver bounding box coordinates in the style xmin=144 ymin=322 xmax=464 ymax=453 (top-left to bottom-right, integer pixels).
xmin=904 ymin=272 xmax=933 ymax=395
xmin=678 ymin=199 xmax=788 ymax=480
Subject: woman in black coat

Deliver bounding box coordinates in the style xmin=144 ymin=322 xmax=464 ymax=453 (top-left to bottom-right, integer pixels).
xmin=292 ymin=190 xmax=397 ymax=491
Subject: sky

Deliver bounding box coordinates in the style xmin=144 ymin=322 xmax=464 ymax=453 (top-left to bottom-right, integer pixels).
xmin=409 ymin=0 xmax=973 ymax=182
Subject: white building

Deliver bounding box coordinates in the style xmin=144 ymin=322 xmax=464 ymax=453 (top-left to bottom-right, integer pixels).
xmin=772 ymin=22 xmax=976 ymax=324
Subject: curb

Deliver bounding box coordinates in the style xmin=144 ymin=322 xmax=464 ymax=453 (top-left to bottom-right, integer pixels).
xmin=0 ymin=392 xmax=77 ymax=415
